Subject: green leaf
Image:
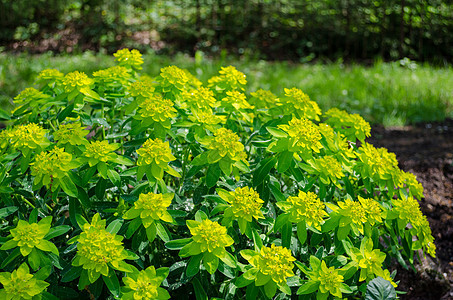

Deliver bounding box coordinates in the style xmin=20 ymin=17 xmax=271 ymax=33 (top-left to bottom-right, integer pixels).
xmin=113 ymin=156 xmax=134 ymax=166
xmin=60 ymin=176 xmax=78 ymax=197
xmin=253 ymin=157 xmax=277 ymax=187
xmin=266 ymin=127 xmax=288 ymax=138
xmin=165 ymin=238 xmax=192 ymax=250
xmin=281 ymin=221 xmax=292 ymax=249
xmin=107 ymin=169 xmax=121 ymax=186
xmin=80 ymin=87 xmax=101 ymax=100
xmin=235 ymin=273 xmax=255 ymax=288
xmin=95 ymin=178 xmax=107 ymax=200
xmin=365 ymin=277 xmax=397 ymax=300
xmin=156 ymin=222 xmax=171 ymax=242
xmin=203 ymin=252 xmax=219 ymax=274
xmin=61 ymin=266 xmax=83 ymax=283
xmin=297 ymin=280 xmax=320 ymax=295
xmin=103 ymin=269 xmax=120 ymax=298
xmin=28 ymin=248 xmax=41 ymax=271
xmin=57 ymin=103 xmax=74 ymax=122
xmin=192 ymin=277 xmax=208 ymax=300
xmin=186 ymin=254 xmax=203 ymax=277
xmin=75 ymin=214 xmax=88 ymax=229
xmin=0 ymin=206 xmax=18 ymax=218
xmin=252 ymin=228 xmax=263 ymax=252
xmin=1 ymin=247 xmax=21 ymax=269
xmin=297 ymin=221 xmax=307 ymax=245
xmin=274 ymin=213 xmax=289 ymax=232
xmin=263 ymin=280 xmax=278 ymax=298
xmin=106 ymin=219 xmax=123 ymax=234
xmin=206 ymin=163 xmax=221 ymax=188
xmin=145 ymin=223 xmax=157 ymax=242
xmin=35 ymin=265 xmax=52 ymax=281
xmin=277 ymin=151 xmax=293 ymax=173
xmin=125 ymin=218 xmax=142 ymax=239
xmin=45 ymin=225 xmax=71 ymax=240
xmin=0 ymin=108 xmax=11 ymax=120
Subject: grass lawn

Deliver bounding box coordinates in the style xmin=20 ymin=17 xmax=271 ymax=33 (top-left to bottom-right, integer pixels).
xmin=1 ymin=51 xmax=452 ymax=126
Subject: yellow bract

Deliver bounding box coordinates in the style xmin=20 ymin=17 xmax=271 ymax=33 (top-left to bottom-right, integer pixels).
xmin=31 ymin=147 xmax=73 ymax=185
xmin=278 ymin=117 xmax=322 ymax=155
xmin=247 ymin=244 xmax=295 ymax=286
xmin=281 ymin=87 xmax=321 ymax=120
xmin=188 ymin=219 xmax=234 ymax=257
xmin=137 ymin=95 xmax=177 ymax=124
xmin=279 ymin=190 xmax=327 ymax=230
xmin=206 ymin=128 xmax=247 ymax=162
xmin=123 ymin=192 xmax=174 ymax=227
xmin=222 ymin=187 xmax=264 ymax=223
xmin=72 ymin=214 xmax=130 ymax=281
xmin=136 ymin=138 xmax=176 ymax=167
xmin=0 ymin=263 xmax=49 ymax=299
xmin=62 ymin=71 xmax=94 ymax=92
xmin=84 ymin=140 xmax=119 ymax=165
xmin=113 ymin=48 xmax=144 ymax=70
xmin=54 ymin=123 xmax=88 ymax=146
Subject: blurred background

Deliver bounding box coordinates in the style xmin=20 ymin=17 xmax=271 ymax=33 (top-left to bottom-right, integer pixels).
xmin=1 ymin=0 xmax=453 ymax=62
xmin=0 ymin=0 xmax=452 ymax=126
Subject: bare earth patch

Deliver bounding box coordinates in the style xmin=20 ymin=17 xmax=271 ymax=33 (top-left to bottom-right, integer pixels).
xmin=368 ymin=119 xmax=453 ymax=299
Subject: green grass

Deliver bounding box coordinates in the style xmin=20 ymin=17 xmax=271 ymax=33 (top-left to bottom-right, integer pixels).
xmin=1 ymin=51 xmax=452 ymax=126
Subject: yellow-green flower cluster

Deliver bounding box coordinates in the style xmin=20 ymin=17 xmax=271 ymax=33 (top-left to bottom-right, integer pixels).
xmin=307 ymin=155 xmax=344 ymax=187
xmin=136 ymin=94 xmax=177 ymax=126
xmin=392 ymin=196 xmax=436 ymax=257
xmin=136 ymin=138 xmax=176 ymax=167
xmin=324 ymin=108 xmax=371 ymax=142
xmin=278 ymin=117 xmax=322 ymax=156
xmin=220 ymin=187 xmax=264 ymax=225
xmin=13 ymin=87 xmax=50 ymax=106
xmin=356 ymin=142 xmax=400 ymax=185
xmin=1 ymin=218 xmax=56 ymax=257
xmin=277 ymin=190 xmax=328 ymax=230
xmin=187 ymin=219 xmax=234 ymax=258
xmin=206 ymin=128 xmax=247 ymax=163
xmin=304 ymin=258 xmax=345 ymax=298
xmin=250 ymin=89 xmax=280 ymax=110
xmin=349 ymin=238 xmax=387 ymax=282
xmin=83 ymin=140 xmax=119 ymax=166
xmin=62 ymin=71 xmax=94 ymax=93
xmin=180 ymin=87 xmax=218 ymax=110
xmin=53 ymin=123 xmax=88 ymax=146
xmin=113 ymin=48 xmax=144 ymax=70
xmin=188 ymin=109 xmax=226 ymax=130
xmin=208 ymin=66 xmax=247 ymax=92
xmin=128 ymin=77 xmax=156 ymax=99
xmin=123 ymin=192 xmax=174 ymax=227
xmin=0 ymin=263 xmax=49 ymax=299
xmin=397 ymin=170 xmax=424 ymax=199
xmin=337 ymin=198 xmax=367 ymax=234
xmin=122 ymin=266 xmax=170 ymax=300
xmin=92 ymin=65 xmax=131 ymax=83
xmin=31 ymin=147 xmax=73 ymax=186
xmin=158 ymin=65 xmax=190 ymax=93
xmin=221 ymin=90 xmax=254 ymax=110
xmin=245 ymin=244 xmax=295 ymax=286
xmin=8 ymin=123 xmax=48 ymax=154
xmin=72 ymin=214 xmax=130 ymax=282
xmin=281 ymin=87 xmax=321 ymax=120
xmin=358 ymin=196 xmax=384 ymax=226
xmin=37 ymin=68 xmax=64 ymax=80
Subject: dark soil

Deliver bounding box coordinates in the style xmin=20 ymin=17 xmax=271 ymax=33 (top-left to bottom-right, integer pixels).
xmin=368 ymin=119 xmax=453 ymax=300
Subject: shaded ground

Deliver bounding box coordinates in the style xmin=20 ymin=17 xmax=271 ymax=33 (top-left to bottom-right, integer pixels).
xmin=368 ymin=119 xmax=453 ymax=299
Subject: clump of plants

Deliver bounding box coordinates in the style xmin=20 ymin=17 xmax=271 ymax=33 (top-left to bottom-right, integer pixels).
xmin=0 ymin=49 xmax=435 ymax=299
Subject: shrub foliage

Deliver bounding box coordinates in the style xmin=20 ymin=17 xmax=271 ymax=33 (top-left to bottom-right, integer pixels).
xmin=0 ymin=49 xmax=435 ymax=299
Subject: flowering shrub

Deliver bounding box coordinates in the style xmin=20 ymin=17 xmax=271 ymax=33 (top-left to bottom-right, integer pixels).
xmin=0 ymin=49 xmax=436 ymax=299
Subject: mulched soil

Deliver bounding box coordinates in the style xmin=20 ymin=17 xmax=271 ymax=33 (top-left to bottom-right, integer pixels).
xmin=367 ymin=119 xmax=453 ymax=299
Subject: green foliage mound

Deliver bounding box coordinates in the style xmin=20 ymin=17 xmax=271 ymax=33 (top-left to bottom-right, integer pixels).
xmin=0 ymin=49 xmax=436 ymax=299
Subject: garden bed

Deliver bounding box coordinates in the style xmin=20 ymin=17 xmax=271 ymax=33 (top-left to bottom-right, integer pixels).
xmin=369 ymin=119 xmax=453 ymax=299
